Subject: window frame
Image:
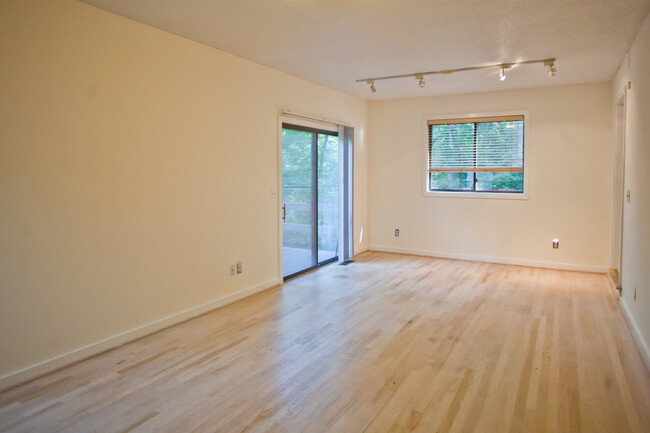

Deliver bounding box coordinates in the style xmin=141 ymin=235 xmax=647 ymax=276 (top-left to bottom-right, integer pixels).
xmin=422 ymin=110 xmax=530 ymax=199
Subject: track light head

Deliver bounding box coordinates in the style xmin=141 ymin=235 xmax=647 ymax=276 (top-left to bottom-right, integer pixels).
xmin=416 ymin=74 xmax=426 ymax=88
xmin=544 ymin=60 xmax=557 ymax=77
xmin=499 ymin=64 xmax=512 ymax=81
xmin=367 ymin=80 xmax=376 ymax=93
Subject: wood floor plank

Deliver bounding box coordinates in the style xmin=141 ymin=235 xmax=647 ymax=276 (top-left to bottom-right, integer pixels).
xmin=0 ymin=252 xmax=649 ymax=432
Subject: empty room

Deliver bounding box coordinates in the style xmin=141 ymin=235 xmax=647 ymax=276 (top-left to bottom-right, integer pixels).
xmin=1 ymin=0 xmax=650 ymax=431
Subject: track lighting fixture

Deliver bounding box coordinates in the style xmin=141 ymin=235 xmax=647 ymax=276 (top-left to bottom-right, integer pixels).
xmin=499 ymin=64 xmax=512 ymax=81
xmin=545 ymin=60 xmax=556 ymax=77
xmin=357 ymin=57 xmax=556 ymax=93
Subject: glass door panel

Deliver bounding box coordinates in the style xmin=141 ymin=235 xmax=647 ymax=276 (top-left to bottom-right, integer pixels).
xmin=317 ymin=133 xmax=339 ymax=263
xmin=282 ymin=128 xmax=316 ymax=278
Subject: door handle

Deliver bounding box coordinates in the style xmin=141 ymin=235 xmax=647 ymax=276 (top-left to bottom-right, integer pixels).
xmin=282 ymin=204 xmax=286 ymax=222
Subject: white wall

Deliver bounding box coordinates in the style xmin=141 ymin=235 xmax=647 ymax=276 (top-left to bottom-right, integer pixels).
xmin=612 ymin=12 xmax=650 ymax=366
xmin=368 ymin=83 xmax=612 ymax=271
xmin=0 ymin=0 xmax=368 ymax=387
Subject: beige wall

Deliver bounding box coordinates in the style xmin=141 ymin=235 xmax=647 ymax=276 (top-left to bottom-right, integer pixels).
xmin=368 ymin=83 xmax=613 ymax=270
xmin=612 ymin=12 xmax=650 ymax=365
xmin=0 ymin=0 xmax=368 ymax=384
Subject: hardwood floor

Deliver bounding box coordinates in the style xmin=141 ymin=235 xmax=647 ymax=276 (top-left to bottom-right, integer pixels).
xmin=1 ymin=251 xmax=649 ymax=432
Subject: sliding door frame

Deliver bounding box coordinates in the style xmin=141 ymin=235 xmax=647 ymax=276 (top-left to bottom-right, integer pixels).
xmin=277 ymin=115 xmax=353 ymax=281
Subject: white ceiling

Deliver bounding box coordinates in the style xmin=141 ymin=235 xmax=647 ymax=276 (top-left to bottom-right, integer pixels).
xmin=80 ymin=0 xmax=650 ymax=100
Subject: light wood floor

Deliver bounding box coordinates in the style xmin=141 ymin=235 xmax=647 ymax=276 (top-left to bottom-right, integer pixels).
xmin=1 ymin=252 xmax=649 ymax=432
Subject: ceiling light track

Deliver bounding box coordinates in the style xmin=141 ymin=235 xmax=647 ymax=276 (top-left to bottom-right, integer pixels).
xmin=358 ymin=57 xmax=556 ymax=92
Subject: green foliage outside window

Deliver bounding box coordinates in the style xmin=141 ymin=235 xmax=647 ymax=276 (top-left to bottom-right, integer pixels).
xmin=282 ymin=128 xmax=339 ymax=250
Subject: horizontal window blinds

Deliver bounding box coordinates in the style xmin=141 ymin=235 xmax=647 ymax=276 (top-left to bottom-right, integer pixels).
xmin=428 ymin=116 xmax=524 ymax=173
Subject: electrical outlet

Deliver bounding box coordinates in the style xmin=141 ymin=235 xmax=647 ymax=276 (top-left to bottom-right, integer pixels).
xmin=229 ymin=265 xmax=235 ymax=276
xmin=395 ymin=229 xmax=400 ymax=237
xmin=552 ymin=239 xmax=559 ymax=249
xmin=237 ymin=261 xmax=242 ymax=274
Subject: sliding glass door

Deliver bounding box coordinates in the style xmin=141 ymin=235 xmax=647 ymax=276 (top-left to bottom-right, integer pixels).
xmin=282 ymin=123 xmax=339 ymax=279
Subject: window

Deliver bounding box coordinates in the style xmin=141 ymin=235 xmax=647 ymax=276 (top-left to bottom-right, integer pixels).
xmin=424 ymin=112 xmax=528 ymax=198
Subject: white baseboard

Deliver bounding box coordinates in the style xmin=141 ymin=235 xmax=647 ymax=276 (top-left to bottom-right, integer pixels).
xmin=354 ymin=246 xmax=369 ymax=255
xmin=368 ymin=246 xmax=608 ymax=273
xmin=0 ymin=278 xmax=282 ymax=392
xmin=619 ymin=298 xmax=650 ymax=371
